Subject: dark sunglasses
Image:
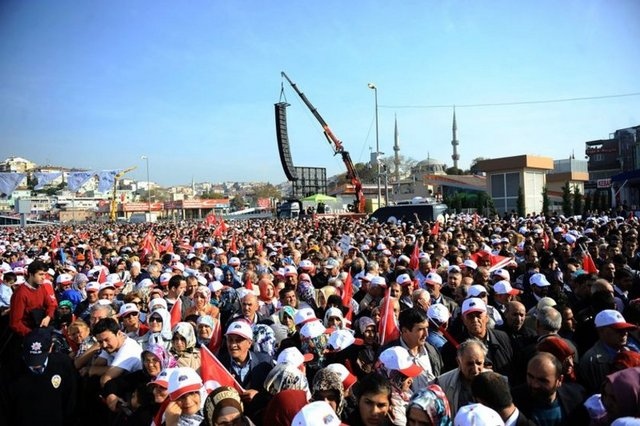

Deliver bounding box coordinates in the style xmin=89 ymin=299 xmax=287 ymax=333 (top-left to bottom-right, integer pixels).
xmin=123 ymin=312 xmax=139 ymax=319
xmin=149 ymin=317 xmax=163 ymax=323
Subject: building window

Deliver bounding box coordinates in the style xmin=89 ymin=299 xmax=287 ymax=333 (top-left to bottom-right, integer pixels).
xmin=491 ymin=172 xmax=520 ymax=214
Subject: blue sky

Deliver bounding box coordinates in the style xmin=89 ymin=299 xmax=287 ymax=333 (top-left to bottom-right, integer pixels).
xmin=1 ymin=0 xmax=639 ymax=187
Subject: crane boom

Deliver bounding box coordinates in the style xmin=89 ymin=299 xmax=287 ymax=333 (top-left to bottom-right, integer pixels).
xmin=281 ymin=72 xmax=366 ymax=213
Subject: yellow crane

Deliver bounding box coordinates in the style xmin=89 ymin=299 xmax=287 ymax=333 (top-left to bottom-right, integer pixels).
xmin=109 ymin=166 xmax=137 ymax=221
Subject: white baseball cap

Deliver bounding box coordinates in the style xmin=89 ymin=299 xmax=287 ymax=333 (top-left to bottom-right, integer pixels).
xmin=594 ymin=309 xmax=637 ymax=330
xmin=208 ymin=280 xmax=223 ymax=292
xmin=379 ymin=346 xmax=423 ymax=378
xmin=530 ymin=273 xmax=551 ymax=287
xmin=425 ymin=272 xmax=442 ymax=286
xmin=294 ymin=307 xmax=316 ymax=326
xmin=454 ymin=403 xmax=504 ymax=426
xmin=55 ymin=273 xmax=73 ymax=285
xmin=168 ymin=367 xmax=203 ymax=401
xmin=461 ymin=298 xmax=487 ymax=316
xmin=467 ymin=284 xmax=488 ymax=298
xmin=427 ymin=303 xmax=450 ymax=324
xmin=284 ymin=265 xmax=298 ymax=277
xmin=396 ymin=273 xmax=412 ymax=286
xmin=300 ymin=320 xmax=327 ymax=339
xmin=325 ymin=363 xmax=357 ymax=391
xmin=328 ymin=329 xmax=362 ymax=351
xmin=493 ymin=280 xmax=521 ymax=296
xmin=118 ymin=303 xmax=140 ymax=317
xmin=276 ymin=347 xmax=313 ymax=366
xmin=292 ymin=401 xmax=341 ymax=426
xmin=159 ymin=272 xmax=173 ymax=286
xmin=225 ymin=321 xmax=254 ymax=341
xmin=492 ymin=268 xmax=510 ymax=281
xmin=447 ymin=265 xmax=462 ymax=274
xmin=85 ymin=281 xmax=101 ymax=293
xmin=172 ymin=262 xmax=185 ymax=273
xmin=370 ymin=276 xmax=387 ymax=287
xmin=463 ymin=259 xmax=478 ymax=270
xmin=106 ymin=273 xmax=124 ymax=288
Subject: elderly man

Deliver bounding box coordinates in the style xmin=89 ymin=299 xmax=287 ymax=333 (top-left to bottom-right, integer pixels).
xmin=219 ymin=320 xmax=273 ymax=403
xmin=441 ymin=298 xmax=513 ymax=376
xmin=435 ymin=339 xmax=489 ymax=414
xmin=579 ymin=309 xmax=639 ymax=393
xmin=424 ymin=271 xmax=457 ymax=314
xmin=497 ymin=301 xmax=536 ymax=354
xmin=512 ymin=353 xmax=588 ymax=425
xmin=234 ymin=293 xmax=265 ymax=325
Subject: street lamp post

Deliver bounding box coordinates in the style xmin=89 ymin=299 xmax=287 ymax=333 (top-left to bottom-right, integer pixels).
xmin=141 ymin=155 xmax=151 ymax=217
xmin=368 ymin=83 xmax=381 ymax=208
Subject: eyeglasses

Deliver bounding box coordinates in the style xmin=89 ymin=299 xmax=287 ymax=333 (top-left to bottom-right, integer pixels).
xmin=132 ymin=300 xmax=143 ymax=306
xmin=123 ymin=312 xmax=139 ymax=319
xmin=149 ymin=317 xmax=163 ymax=323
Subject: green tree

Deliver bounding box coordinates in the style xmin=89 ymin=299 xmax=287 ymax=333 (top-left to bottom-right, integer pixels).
xmin=445 ymin=167 xmax=463 ymax=175
xmin=475 ymin=191 xmax=494 ymax=216
xmin=517 ymin=187 xmax=525 ymax=217
xmin=542 ymin=186 xmax=550 ymax=216
xmin=562 ymin=182 xmax=572 ymax=216
xmin=584 ymin=191 xmax=592 ymax=214
xmin=201 ymin=191 xmax=226 ymax=199
xmin=230 ymin=195 xmax=245 ymax=211
xmin=252 ymin=183 xmax=282 ymax=199
xmin=573 ymin=186 xmax=583 ymax=216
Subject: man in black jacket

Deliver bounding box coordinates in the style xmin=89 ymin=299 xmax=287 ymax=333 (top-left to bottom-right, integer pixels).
xmin=218 ymin=320 xmax=273 ymax=401
xmin=472 ymin=371 xmax=536 ymax=426
xmin=440 ymin=297 xmax=513 ymax=376
xmin=1 ymin=327 xmax=78 ymax=426
xmin=512 ymin=352 xmax=588 ymax=426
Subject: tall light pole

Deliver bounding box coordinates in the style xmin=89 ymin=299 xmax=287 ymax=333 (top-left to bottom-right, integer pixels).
xmin=368 ymin=83 xmax=381 ymax=208
xmin=141 ymin=155 xmax=151 ymax=216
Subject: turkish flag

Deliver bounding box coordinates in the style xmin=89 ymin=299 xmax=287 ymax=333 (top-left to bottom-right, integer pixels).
xmin=582 ymin=252 xmax=599 ymax=274
xmin=342 ymin=269 xmax=354 ymax=322
xmin=169 ymin=297 xmax=182 ymax=328
xmin=200 ymin=345 xmax=245 ymax=393
xmin=97 ymin=265 xmax=108 ymax=284
xmin=409 ymin=241 xmax=420 ymax=271
xmin=378 ymin=289 xmax=400 ymax=346
xmin=207 ymin=319 xmax=223 ymax=355
xmin=430 ymin=221 xmax=440 ymax=236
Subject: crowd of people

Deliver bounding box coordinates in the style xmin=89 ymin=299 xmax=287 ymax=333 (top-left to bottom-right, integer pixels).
xmin=0 ymin=210 xmax=639 ymax=426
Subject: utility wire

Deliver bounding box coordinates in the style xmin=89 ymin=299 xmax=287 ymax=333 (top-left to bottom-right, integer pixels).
xmin=380 ymin=91 xmax=640 ymax=109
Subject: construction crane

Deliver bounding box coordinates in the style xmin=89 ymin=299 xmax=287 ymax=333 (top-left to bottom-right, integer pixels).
xmin=281 ymin=72 xmax=366 ymax=213
xmin=109 ymin=167 xmax=137 ymax=221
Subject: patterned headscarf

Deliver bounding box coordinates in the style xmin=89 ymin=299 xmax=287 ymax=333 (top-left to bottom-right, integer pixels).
xmin=172 ymin=322 xmax=197 ymax=352
xmin=142 ymin=343 xmax=178 ymax=371
xmin=263 ymin=363 xmax=310 ymax=396
xmin=297 ymin=280 xmax=317 ymax=307
xmin=301 ymin=332 xmax=329 ymax=367
xmin=252 ymin=324 xmax=276 ymax=357
xmin=312 ymin=369 xmax=345 ymax=416
xmin=407 ymin=385 xmax=453 ymax=426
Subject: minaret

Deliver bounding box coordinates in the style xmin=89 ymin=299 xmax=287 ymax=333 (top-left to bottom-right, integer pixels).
xmin=451 ymin=107 xmax=460 ymax=170
xmin=393 ymin=114 xmax=400 ymax=181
